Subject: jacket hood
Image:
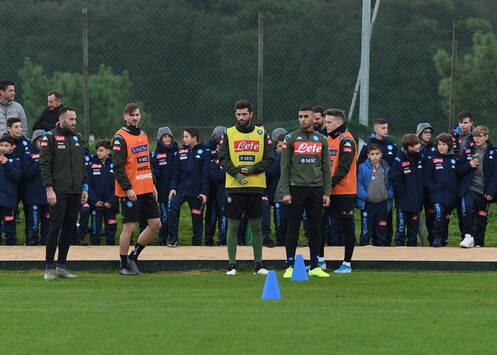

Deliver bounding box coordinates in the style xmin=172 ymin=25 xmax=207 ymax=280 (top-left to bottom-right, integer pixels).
xmin=157 ymin=127 xmax=174 ymax=141
xmin=416 ymin=123 xmax=433 ymax=137
xmin=271 ymin=128 xmax=288 ymax=142
xmin=210 ymin=126 xmax=226 ymax=145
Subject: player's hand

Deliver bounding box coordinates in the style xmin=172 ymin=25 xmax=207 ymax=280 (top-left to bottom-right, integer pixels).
xmin=104 ymin=202 xmax=112 ymax=208
xmin=236 ymin=173 xmax=248 ymax=185
xmin=95 ymin=201 xmax=104 ymax=208
xmin=81 ymin=191 xmax=88 ymax=203
xmin=0 ymin=155 xmax=7 ymax=164
xmin=168 ymin=189 xmax=176 ymax=200
xmin=241 ymin=166 xmax=254 ymax=175
xmin=485 ymin=194 xmax=493 ymax=201
xmin=126 ymin=189 xmax=137 ymax=202
xmin=470 ymin=158 xmax=479 ymax=168
xmin=46 ymin=187 xmax=56 ymax=206
xmin=323 ymin=195 xmax=330 ymax=207
xmin=153 ymin=186 xmax=158 ymax=202
xmin=198 ymin=194 xmax=207 ymax=205
xmin=283 ymin=195 xmax=292 ymax=205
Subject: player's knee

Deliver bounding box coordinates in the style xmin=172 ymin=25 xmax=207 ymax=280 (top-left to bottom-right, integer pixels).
xmin=149 ymin=218 xmax=161 ymax=232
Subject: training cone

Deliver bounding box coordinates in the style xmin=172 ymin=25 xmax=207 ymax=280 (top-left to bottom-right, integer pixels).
xmin=261 ymin=270 xmax=282 ymax=300
xmin=291 ymin=254 xmax=309 ymax=282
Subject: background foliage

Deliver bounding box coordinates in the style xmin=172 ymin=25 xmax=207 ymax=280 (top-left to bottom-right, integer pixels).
xmin=2 ymin=0 xmax=497 ymax=144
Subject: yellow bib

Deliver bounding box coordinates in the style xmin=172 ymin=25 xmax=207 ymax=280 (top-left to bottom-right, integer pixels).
xmin=225 ymin=126 xmax=266 ymax=189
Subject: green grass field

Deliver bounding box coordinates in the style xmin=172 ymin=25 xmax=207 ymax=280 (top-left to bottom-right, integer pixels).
xmin=1 ymin=270 xmax=497 ymax=354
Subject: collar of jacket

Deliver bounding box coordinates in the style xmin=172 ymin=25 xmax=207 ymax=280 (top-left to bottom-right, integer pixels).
xmin=122 ymin=125 xmax=141 ymax=136
xmin=329 ymin=124 xmax=347 ymax=139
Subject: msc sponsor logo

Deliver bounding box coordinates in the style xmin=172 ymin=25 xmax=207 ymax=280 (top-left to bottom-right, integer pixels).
xmin=137 ymin=156 xmax=149 ymax=163
xmin=131 ymin=144 xmax=148 ymax=154
xmin=299 ymin=157 xmax=317 ymax=164
xmin=239 ymin=155 xmax=255 ymax=162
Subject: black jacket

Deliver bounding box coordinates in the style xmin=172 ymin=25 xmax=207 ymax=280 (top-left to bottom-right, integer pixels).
xmin=40 ymin=125 xmax=88 ymax=194
xmin=32 ymin=105 xmax=64 ymax=132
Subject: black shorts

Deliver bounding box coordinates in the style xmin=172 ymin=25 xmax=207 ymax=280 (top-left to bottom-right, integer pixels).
xmin=224 ymin=193 xmax=263 ymax=220
xmin=326 ymin=196 xmax=355 ymax=219
xmin=285 ymin=186 xmax=324 ymax=218
xmin=49 ymin=193 xmax=81 ymax=221
xmin=121 ymin=193 xmax=160 ymax=223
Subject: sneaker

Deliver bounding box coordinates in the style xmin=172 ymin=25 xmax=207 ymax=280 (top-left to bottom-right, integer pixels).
xmin=55 ymin=268 xmax=78 ymax=279
xmin=460 ymin=234 xmax=475 ymax=248
xmin=308 ymin=267 xmax=330 ymax=278
xmin=226 ymin=264 xmax=237 ymax=276
xmin=44 ymin=269 xmax=57 ymax=281
xmin=119 ymin=267 xmax=138 ymax=276
xmin=254 ymin=265 xmax=269 ymax=275
xmin=283 ymin=266 xmax=293 ymax=279
xmin=167 ymin=240 xmax=179 ymax=248
xmin=300 ymin=238 xmax=309 ymax=247
xmin=263 ymin=236 xmax=275 ymax=248
xmin=127 ymin=258 xmax=141 ymax=275
xmin=334 ymin=264 xmax=352 ymax=274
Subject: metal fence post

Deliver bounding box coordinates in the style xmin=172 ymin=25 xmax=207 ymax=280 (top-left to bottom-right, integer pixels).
xmin=449 ymin=21 xmax=458 ymax=131
xmin=82 ymin=8 xmax=90 ymax=140
xmin=258 ymin=11 xmax=264 ymax=123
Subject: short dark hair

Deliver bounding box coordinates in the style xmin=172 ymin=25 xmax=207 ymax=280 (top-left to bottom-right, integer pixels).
xmin=234 ymin=99 xmax=252 ymax=113
xmin=95 ymin=139 xmax=112 ymax=150
xmin=373 ymin=118 xmax=388 ymax=126
xmin=457 ymin=111 xmax=473 ymax=122
xmin=0 ymin=80 xmax=14 ymax=91
xmin=0 ymin=135 xmax=15 ymax=145
xmin=48 ymin=90 xmax=63 ymax=100
xmin=299 ymin=106 xmax=314 ymax=113
xmin=367 ymin=143 xmax=382 ymax=153
xmin=6 ymin=117 xmax=21 ymax=128
xmin=59 ymin=106 xmax=75 ymax=118
xmin=435 ymin=133 xmax=452 ymax=147
xmin=184 ymin=126 xmax=200 ymax=141
xmin=401 ymin=134 xmax=420 ymax=150
xmin=276 ymin=134 xmax=286 ymax=143
xmin=313 ymin=105 xmax=325 ymax=116
xmin=325 ymin=108 xmax=345 ymax=121
xmin=124 ymin=103 xmax=140 ymax=115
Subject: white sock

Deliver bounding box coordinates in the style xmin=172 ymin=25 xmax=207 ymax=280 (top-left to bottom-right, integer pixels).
xmin=343 ymin=261 xmax=351 ymax=267
xmin=318 ymin=257 xmax=325 ymax=262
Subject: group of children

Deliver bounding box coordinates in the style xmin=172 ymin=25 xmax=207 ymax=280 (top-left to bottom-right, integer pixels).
xmin=0 ymin=109 xmax=493 ymax=249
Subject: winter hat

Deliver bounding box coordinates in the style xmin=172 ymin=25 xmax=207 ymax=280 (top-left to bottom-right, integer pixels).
xmin=416 ymin=123 xmax=433 ymax=137
xmin=32 ymin=129 xmax=46 ymax=142
xmin=271 ymin=128 xmax=288 ymax=142
xmin=157 ymin=127 xmax=174 ymax=141
xmin=210 ymin=126 xmax=226 ymax=144
xmin=184 ymin=126 xmax=200 ymax=141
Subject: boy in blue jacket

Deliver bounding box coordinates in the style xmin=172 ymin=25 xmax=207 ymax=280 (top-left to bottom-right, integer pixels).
xmin=150 ymin=127 xmax=178 ymax=245
xmin=356 ymin=144 xmax=394 ymax=246
xmin=457 ymin=126 xmax=497 ymax=248
xmin=87 ymin=139 xmax=118 ymax=245
xmin=423 ymin=133 xmax=459 ymax=247
xmin=391 ymin=134 xmax=424 ymax=246
xmin=23 ymin=130 xmax=49 ymax=245
xmin=0 ymin=135 xmax=22 ymax=245
xmin=168 ymin=127 xmax=210 ymax=246
xmin=209 ymin=136 xmax=227 ymax=246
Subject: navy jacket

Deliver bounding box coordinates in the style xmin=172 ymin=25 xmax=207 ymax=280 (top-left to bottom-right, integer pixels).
xmin=390 ymin=148 xmax=424 ymax=213
xmin=358 ymin=134 xmax=398 ymax=167
xmin=423 ymin=151 xmax=459 ymax=208
xmin=356 ymin=158 xmax=394 ymax=210
xmin=22 ymin=147 xmax=48 ymax=205
xmin=151 ymin=141 xmax=178 ymax=203
xmin=170 ymin=143 xmax=210 ymax=197
xmin=266 ymin=151 xmax=281 ymax=204
xmin=456 ymin=142 xmax=497 ymax=200
xmin=87 ymin=155 xmax=119 ymax=213
xmin=209 ymin=150 xmax=226 ymax=208
xmin=0 ymin=151 xmax=22 ymax=210
xmin=452 ymin=124 xmax=474 ymax=158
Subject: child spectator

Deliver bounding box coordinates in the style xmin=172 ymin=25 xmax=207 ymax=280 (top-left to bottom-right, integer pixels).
xmin=23 ymin=130 xmax=49 ymax=245
xmin=204 ymin=126 xmax=226 ymax=246
xmin=150 ymin=127 xmax=178 ymax=245
xmin=209 ymin=131 xmax=228 ymax=246
xmin=72 ymin=140 xmax=92 ymax=246
xmin=0 ymin=135 xmax=22 ymax=245
xmin=356 ymin=144 xmax=394 ymax=246
xmin=168 ymin=127 xmax=210 ymax=246
xmin=423 ymin=133 xmax=459 ymax=247
xmin=457 ymin=126 xmax=497 ymax=248
xmin=267 ymin=132 xmax=287 ymax=246
xmin=391 ymin=134 xmax=424 ymax=246
xmin=87 ymin=139 xmax=118 ymax=245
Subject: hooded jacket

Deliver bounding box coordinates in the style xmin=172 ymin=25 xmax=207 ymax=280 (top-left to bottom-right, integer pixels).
xmin=423 ymin=150 xmax=459 ymax=207
xmin=170 ymin=142 xmax=210 ymax=197
xmin=87 ymin=155 xmax=119 ymax=213
xmin=22 ymin=146 xmax=48 ymax=206
xmin=358 ymin=134 xmax=398 ymax=167
xmin=456 ymin=141 xmax=497 ymax=200
xmin=356 ymin=158 xmax=394 ymax=210
xmin=0 ymin=150 xmax=22 ymax=209
xmin=452 ymin=124 xmax=474 ymax=158
xmin=390 ymin=148 xmax=424 ymax=213
xmin=151 ymin=139 xmax=178 ymax=203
